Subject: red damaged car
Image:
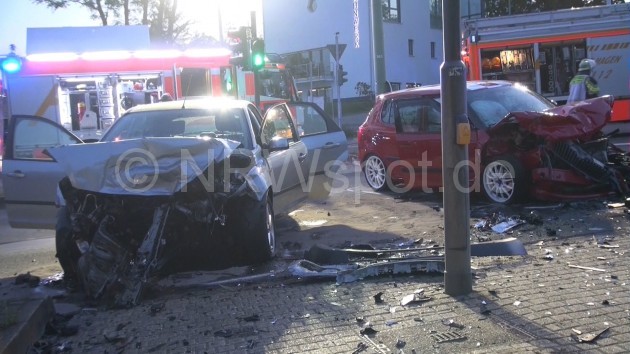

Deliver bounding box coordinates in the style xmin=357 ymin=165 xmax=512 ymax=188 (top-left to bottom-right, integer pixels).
xmin=357 ymin=81 xmax=630 ymax=205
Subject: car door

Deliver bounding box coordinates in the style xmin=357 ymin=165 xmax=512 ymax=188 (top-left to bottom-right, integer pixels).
xmin=261 ymin=103 xmax=309 ymax=213
xmin=395 ymin=97 xmax=443 ymax=190
xmin=284 ymin=102 xmax=348 ymax=199
xmin=2 ymin=115 xmax=83 ymax=229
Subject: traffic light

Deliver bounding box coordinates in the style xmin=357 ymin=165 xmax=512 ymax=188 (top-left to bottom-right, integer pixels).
xmin=227 ymin=27 xmax=251 ymax=70
xmin=337 ymin=65 xmax=348 ymax=86
xmin=251 ymin=39 xmax=265 ymax=70
xmin=1 ymin=45 xmax=22 ymax=74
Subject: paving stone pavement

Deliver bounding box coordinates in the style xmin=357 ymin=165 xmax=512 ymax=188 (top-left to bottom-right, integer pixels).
xmin=38 ymin=212 xmax=630 ymax=354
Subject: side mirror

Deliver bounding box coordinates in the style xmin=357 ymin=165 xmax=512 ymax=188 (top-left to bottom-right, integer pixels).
xmin=267 ymin=136 xmax=289 ymax=152
xmin=229 ymin=148 xmax=254 ymax=169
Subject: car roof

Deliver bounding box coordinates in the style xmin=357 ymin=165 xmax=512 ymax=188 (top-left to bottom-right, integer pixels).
xmin=378 ymin=80 xmax=516 ymax=100
xmin=125 ymin=97 xmax=253 ymax=113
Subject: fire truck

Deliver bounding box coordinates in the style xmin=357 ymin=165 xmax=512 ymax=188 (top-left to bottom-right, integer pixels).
xmin=1 ymin=46 xmax=297 ymax=141
xmin=463 ymin=3 xmax=630 ymax=132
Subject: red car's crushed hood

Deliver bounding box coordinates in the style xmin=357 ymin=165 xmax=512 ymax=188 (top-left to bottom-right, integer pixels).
xmin=487 ymin=96 xmax=613 ymax=142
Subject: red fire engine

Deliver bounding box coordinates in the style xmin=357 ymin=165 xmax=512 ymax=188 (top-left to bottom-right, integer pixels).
xmin=463 ymin=3 xmax=630 ymax=132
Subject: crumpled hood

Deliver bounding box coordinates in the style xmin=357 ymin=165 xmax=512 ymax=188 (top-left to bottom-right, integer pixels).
xmin=48 ymin=137 xmax=239 ymax=196
xmin=487 ymin=96 xmax=612 ymax=142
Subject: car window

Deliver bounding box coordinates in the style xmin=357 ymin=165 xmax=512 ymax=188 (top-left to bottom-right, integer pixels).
xmin=13 ymin=118 xmax=80 ymax=160
xmin=102 ymin=108 xmax=252 ymax=148
xmin=380 ymin=100 xmax=395 ymax=125
xmin=394 ymin=98 xmax=441 ymax=134
xmin=261 ymin=105 xmax=297 ymax=145
xmin=289 ymin=104 xmax=328 ymax=136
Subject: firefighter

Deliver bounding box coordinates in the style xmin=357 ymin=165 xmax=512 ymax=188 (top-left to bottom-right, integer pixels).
xmin=567 ymin=59 xmax=599 ymax=104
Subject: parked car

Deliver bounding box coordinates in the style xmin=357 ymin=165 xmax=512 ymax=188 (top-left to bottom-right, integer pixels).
xmin=358 ymin=81 xmax=630 ymax=205
xmin=2 ymin=98 xmax=347 ymax=305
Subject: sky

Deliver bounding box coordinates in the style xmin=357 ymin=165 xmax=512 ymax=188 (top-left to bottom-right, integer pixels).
xmin=0 ymin=0 xmax=261 ymax=56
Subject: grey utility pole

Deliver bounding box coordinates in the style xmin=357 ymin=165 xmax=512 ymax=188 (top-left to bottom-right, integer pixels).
xmin=370 ymin=0 xmax=387 ymax=95
xmin=441 ymin=1 xmax=472 ymax=296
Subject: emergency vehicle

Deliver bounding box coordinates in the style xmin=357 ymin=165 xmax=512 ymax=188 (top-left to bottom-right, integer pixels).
xmin=1 ymin=42 xmax=297 ymax=141
xmin=463 ymin=3 xmax=630 ymax=132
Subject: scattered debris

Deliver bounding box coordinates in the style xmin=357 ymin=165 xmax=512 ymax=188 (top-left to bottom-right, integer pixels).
xmin=360 ymin=326 xmax=378 ymax=336
xmin=400 ymin=291 xmax=432 ymax=306
xmin=396 ymin=338 xmax=406 ymax=348
xmin=431 ymin=331 xmax=467 ymax=343
xmin=607 ymin=202 xmax=626 ymax=208
xmin=442 ymin=319 xmax=465 ymax=329
xmin=568 ymin=264 xmax=606 ymax=272
xmin=238 ymin=314 xmax=260 ymax=322
xmin=352 ymin=342 xmax=369 ymax=354
xmin=573 ymin=327 xmax=610 ymax=343
xmin=374 ymin=292 xmax=385 ymax=304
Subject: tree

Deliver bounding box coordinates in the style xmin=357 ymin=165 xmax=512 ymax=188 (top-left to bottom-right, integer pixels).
xmin=482 ymin=0 xmax=627 ymax=17
xmin=32 ymin=0 xmax=191 ymax=45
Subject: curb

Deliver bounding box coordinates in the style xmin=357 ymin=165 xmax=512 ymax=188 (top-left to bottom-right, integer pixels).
xmin=0 ymin=297 xmax=54 ymax=354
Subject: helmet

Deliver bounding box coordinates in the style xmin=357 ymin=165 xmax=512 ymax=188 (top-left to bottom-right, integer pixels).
xmin=578 ymin=59 xmax=596 ymax=72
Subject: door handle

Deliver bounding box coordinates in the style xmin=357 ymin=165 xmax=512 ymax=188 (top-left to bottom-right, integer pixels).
xmin=7 ymin=171 xmax=25 ymax=178
xmin=322 ymin=142 xmax=340 ymax=149
xmin=298 ymin=152 xmax=307 ymax=162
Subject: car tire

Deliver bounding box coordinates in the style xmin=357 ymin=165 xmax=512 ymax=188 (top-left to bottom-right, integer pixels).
xmin=482 ymin=157 xmax=528 ymax=204
xmin=234 ymin=191 xmax=276 ymax=264
xmin=363 ymin=155 xmax=390 ymax=191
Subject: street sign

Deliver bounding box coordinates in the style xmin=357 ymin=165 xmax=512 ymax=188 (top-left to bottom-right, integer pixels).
xmin=326 ymin=44 xmax=347 ymax=61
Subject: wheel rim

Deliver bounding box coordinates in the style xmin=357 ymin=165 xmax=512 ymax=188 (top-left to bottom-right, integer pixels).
xmin=265 ymin=200 xmax=276 ymax=256
xmin=483 ymin=161 xmax=515 ymax=203
xmin=365 ymin=156 xmax=386 ymax=189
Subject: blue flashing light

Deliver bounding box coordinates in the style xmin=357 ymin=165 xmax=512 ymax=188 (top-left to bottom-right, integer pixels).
xmin=1 ymin=55 xmax=22 ymax=74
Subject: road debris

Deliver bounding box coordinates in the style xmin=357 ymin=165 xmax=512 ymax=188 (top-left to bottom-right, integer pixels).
xmin=374 ymin=292 xmax=385 ymax=304
xmin=400 ymin=290 xmax=432 ymax=306
xmin=442 ymin=319 xmax=465 ymax=329
xmin=573 ymin=327 xmax=610 ymax=343
xmin=568 ymin=264 xmax=606 ymax=272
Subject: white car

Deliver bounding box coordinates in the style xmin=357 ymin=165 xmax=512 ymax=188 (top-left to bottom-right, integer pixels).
xmin=2 ymin=98 xmax=347 ymax=305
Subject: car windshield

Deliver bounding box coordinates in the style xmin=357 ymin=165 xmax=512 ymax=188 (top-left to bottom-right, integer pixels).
xmin=101 ymin=107 xmax=251 ymax=148
xmin=467 ymin=85 xmax=555 ymax=128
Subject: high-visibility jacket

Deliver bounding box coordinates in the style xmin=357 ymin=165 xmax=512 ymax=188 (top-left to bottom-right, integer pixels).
xmin=567 ymin=74 xmax=600 ymax=104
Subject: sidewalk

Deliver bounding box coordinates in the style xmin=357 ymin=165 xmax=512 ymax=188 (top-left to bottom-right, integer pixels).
xmin=5 ymin=205 xmax=627 ymax=353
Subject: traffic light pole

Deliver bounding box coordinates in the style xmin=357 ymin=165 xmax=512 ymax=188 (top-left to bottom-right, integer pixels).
xmin=335 ymin=32 xmax=342 ymax=127
xmin=254 ymin=68 xmax=261 ymax=108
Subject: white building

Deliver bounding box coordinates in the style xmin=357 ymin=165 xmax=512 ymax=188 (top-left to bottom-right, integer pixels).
xmin=262 ymin=0 xmax=481 ymax=103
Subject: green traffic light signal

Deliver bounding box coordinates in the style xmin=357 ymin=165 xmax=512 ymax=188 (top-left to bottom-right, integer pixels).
xmin=251 ymin=39 xmax=265 ymax=70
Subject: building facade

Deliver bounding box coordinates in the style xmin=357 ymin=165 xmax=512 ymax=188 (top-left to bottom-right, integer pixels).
xmin=261 ymin=0 xmax=481 ymax=103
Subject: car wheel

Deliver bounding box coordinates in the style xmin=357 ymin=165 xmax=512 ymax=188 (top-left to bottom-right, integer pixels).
xmin=364 ymin=155 xmax=389 ymax=191
xmin=236 ymin=191 xmax=276 ymax=264
xmin=482 ymin=157 xmax=527 ymax=204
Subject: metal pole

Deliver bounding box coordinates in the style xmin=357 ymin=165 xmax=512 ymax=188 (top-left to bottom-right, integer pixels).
xmin=309 ymin=61 xmax=313 ymax=103
xmin=217 ymin=5 xmax=224 ymax=42
xmin=370 ymin=0 xmax=386 ymax=95
xmin=335 ymin=32 xmax=342 ymax=127
xmin=441 ymin=0 xmax=472 ymax=296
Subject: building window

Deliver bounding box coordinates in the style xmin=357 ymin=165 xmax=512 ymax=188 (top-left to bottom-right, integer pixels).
xmin=382 ymin=0 xmax=400 ymax=23
xmin=430 ymin=0 xmax=442 ymax=29
xmin=431 ymin=42 xmax=436 ymax=59
xmin=408 ymin=39 xmax=414 ymax=56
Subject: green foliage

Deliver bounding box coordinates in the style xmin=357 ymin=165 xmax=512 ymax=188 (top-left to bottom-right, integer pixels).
xmin=31 ymin=0 xmax=192 ymax=45
xmin=483 ymin=0 xmax=627 ymax=17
